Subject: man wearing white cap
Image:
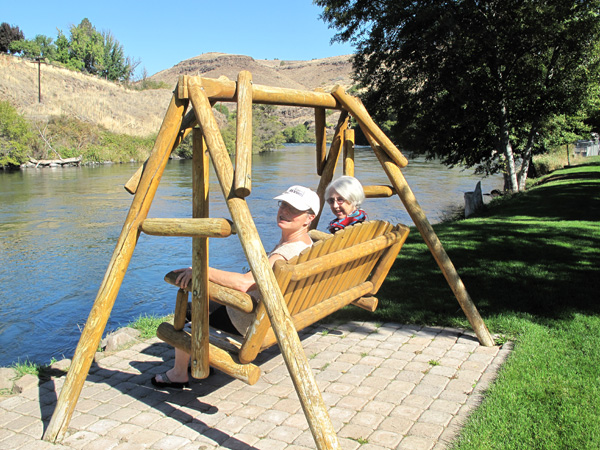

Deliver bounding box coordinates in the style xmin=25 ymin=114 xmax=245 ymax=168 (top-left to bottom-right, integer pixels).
xmin=152 ymin=185 xmax=320 ymax=389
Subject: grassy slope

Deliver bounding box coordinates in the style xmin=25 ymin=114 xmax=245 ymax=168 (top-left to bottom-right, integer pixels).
xmin=333 ymin=160 xmax=600 ymax=449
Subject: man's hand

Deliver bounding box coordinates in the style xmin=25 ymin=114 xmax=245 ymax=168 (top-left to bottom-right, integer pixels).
xmin=173 ymin=267 xmax=192 ymax=289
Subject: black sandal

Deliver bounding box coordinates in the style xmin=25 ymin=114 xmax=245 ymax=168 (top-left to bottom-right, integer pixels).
xmin=151 ymin=372 xmax=189 ymax=389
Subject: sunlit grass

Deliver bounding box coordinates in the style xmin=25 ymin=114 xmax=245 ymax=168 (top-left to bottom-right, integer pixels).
xmin=127 ymin=314 xmax=172 ymax=340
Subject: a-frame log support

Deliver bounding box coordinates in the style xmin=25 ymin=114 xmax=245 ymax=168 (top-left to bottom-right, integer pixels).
xmin=43 ymin=81 xmax=189 ymax=442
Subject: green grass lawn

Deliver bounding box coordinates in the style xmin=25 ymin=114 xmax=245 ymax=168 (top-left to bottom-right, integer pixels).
xmin=335 ymin=159 xmax=600 ymax=449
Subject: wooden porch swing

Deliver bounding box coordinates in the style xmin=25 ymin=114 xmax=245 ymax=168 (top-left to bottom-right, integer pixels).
xmin=44 ymin=72 xmax=494 ymax=450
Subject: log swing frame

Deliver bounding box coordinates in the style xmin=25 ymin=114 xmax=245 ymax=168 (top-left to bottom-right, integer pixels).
xmin=43 ymin=73 xmax=494 ymax=449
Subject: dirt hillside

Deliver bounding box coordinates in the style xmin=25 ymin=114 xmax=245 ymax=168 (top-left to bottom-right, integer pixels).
xmin=0 ymin=52 xmax=354 ymax=136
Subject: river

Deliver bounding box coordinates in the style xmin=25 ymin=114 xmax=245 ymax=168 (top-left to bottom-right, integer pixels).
xmin=0 ymin=144 xmax=502 ymax=367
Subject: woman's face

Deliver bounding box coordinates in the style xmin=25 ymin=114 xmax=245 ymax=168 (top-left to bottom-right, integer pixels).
xmin=327 ymin=189 xmax=355 ymax=220
xmin=277 ymin=201 xmax=311 ymax=232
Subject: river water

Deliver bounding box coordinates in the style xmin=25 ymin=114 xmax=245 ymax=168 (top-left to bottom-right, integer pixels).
xmin=0 ymin=144 xmax=502 ymax=367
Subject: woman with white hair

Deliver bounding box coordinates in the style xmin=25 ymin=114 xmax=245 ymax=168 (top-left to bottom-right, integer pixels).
xmin=325 ymin=176 xmax=367 ymax=234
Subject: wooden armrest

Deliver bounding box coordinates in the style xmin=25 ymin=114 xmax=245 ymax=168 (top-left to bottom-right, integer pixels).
xmin=164 ymin=271 xmax=254 ymax=314
xmin=308 ymin=229 xmax=332 ymax=242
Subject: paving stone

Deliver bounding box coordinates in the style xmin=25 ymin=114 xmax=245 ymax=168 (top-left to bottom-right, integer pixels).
xmin=397 ymin=434 xmax=435 ymax=450
xmin=86 ymin=418 xmax=119 ymax=435
xmin=252 ymin=438 xmax=287 ymax=450
xmin=6 ymin=414 xmax=39 ymax=433
xmin=368 ymin=429 xmax=403 ymax=448
xmin=239 ymin=419 xmax=277 ymax=439
xmin=419 ymin=409 xmax=454 ymax=427
xmin=107 ymin=423 xmax=145 ymax=440
xmin=150 ymin=435 xmax=191 ymax=450
xmin=408 ymin=422 xmax=444 ymax=439
xmin=338 ymin=423 xmax=374 ymax=441
xmin=350 ymin=410 xmax=385 ymax=428
xmin=378 ymin=415 xmax=413 ymax=434
xmin=125 ymin=428 xmax=167 ymax=446
xmin=266 ymin=424 xmax=304 ymax=443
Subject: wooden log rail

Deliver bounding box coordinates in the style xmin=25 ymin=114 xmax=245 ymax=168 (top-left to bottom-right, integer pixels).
xmin=362 ymin=130 xmax=495 ymax=347
xmin=139 ymin=218 xmax=235 ymax=238
xmin=164 ymin=271 xmax=255 ymax=314
xmin=363 ymin=185 xmax=396 ymax=198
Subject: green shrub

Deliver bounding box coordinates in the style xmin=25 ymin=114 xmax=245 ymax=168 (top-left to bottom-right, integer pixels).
xmin=0 ymin=100 xmax=35 ymax=168
xmin=283 ymin=123 xmax=314 ymax=143
xmin=214 ymin=103 xmax=230 ymax=119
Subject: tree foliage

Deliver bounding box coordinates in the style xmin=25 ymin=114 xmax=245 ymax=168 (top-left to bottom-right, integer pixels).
xmin=316 ymin=0 xmax=600 ymax=191
xmin=0 ymin=101 xmax=35 ymax=168
xmin=0 ymin=22 xmax=24 ymax=53
xmin=5 ymin=18 xmax=137 ymax=82
xmin=9 ymin=34 xmax=55 ymax=60
xmin=283 ymin=123 xmax=311 ymax=143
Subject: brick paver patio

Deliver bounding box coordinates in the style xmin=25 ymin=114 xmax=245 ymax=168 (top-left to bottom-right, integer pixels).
xmin=0 ymin=321 xmax=511 ymax=450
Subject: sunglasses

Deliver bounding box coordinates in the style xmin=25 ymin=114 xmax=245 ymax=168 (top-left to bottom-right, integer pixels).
xmin=326 ymin=196 xmax=347 ymax=205
xmin=277 ymin=201 xmax=308 ymax=215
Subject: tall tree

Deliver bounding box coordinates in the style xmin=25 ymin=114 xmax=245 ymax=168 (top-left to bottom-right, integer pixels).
xmin=68 ymin=18 xmax=105 ymax=74
xmin=0 ymin=22 xmax=24 ymax=53
xmin=101 ymin=31 xmax=137 ymax=82
xmin=316 ymin=0 xmax=600 ymax=191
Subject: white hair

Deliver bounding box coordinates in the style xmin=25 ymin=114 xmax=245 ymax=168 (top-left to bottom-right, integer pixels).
xmin=325 ymin=176 xmax=365 ymax=209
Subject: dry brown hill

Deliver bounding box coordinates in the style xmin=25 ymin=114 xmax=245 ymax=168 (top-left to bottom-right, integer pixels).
xmin=151 ymin=53 xmax=354 ymax=92
xmin=0 ymin=52 xmax=354 ymax=136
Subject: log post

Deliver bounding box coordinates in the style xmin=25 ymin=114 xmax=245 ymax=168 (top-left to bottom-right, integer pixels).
xmin=363 ymin=131 xmax=494 ymax=347
xmin=314 ymin=88 xmax=327 ymax=176
xmin=174 ymin=289 xmax=189 ymax=331
xmin=343 ymin=128 xmax=355 ymax=176
xmin=235 ymin=71 xmax=253 ymax=198
xmin=190 ymin=128 xmax=211 ymax=379
xmin=312 ymin=111 xmax=349 ymax=229
xmin=331 ymin=86 xmax=408 ymax=168
xmin=43 ymin=86 xmax=188 ymax=443
xmin=186 ymin=76 xmax=341 ymax=450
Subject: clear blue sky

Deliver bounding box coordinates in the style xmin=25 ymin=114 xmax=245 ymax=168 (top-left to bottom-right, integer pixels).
xmin=3 ymin=1 xmax=355 ymax=78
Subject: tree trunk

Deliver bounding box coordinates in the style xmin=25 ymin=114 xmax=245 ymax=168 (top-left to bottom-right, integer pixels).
xmin=517 ymin=128 xmax=537 ymax=191
xmin=499 ymin=103 xmax=518 ymax=192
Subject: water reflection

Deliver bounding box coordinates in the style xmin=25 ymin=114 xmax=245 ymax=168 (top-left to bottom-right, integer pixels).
xmin=0 ymin=145 xmax=502 ymax=366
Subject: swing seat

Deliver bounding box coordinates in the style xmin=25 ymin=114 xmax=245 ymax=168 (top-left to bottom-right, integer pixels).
xmin=157 ymin=220 xmax=410 ymax=384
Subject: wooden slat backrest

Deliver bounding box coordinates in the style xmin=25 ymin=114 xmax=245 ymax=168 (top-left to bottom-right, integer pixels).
xmin=289 ymin=221 xmax=390 ymax=314
xmin=238 ymin=221 xmax=408 ymax=363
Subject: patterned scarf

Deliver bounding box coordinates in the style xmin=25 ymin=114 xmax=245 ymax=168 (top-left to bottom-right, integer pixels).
xmin=327 ymin=209 xmax=367 ymax=234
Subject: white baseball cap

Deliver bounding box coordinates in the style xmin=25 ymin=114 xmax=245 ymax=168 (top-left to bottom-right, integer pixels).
xmin=274 ymin=185 xmax=320 ymax=215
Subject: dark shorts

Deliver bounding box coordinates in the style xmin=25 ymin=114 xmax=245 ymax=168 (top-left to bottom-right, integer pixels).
xmin=186 ymin=303 xmax=241 ymax=336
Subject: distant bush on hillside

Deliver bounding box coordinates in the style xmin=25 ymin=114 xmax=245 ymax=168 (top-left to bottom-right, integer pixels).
xmin=7 ymin=18 xmax=138 ymax=83
xmin=0 ymin=100 xmax=37 ymax=168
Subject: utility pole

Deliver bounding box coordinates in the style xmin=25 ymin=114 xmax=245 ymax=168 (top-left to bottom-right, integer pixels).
xmin=36 ymin=57 xmax=42 ymax=103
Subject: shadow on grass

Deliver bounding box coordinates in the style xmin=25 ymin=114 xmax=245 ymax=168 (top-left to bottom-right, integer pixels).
xmin=333 ymin=165 xmax=600 ymax=332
